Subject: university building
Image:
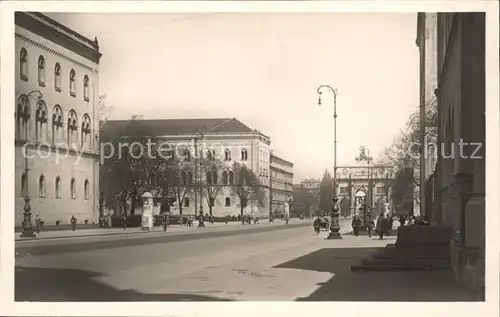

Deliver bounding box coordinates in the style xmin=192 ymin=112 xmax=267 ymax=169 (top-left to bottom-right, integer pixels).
xmin=417 ymin=12 xmax=485 ymax=294
xmin=15 ymin=12 xmax=102 ymax=226
xmin=101 ymin=118 xmax=277 ymax=219
xmin=269 ymin=153 xmax=294 ymax=216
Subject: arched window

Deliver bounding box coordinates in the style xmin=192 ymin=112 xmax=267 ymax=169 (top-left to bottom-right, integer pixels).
xmin=224 ymin=149 xmax=231 ymax=161
xmin=35 ymin=101 xmax=48 ymax=142
xmin=184 ymin=149 xmax=191 ymax=161
xmin=37 ymin=55 xmax=45 ymax=86
xmin=83 ymin=75 xmax=89 ymax=101
xmin=67 ymin=110 xmax=78 ymax=147
xmin=55 ymin=176 xmax=61 ymax=198
xmin=81 ymin=114 xmax=91 ymax=149
xmin=20 ymin=48 xmax=28 ymax=80
xmin=206 ymin=171 xmax=212 ymax=185
xmin=222 ymin=171 xmax=228 ymax=185
xmin=184 ymin=197 xmax=190 ymax=207
xmin=84 ymin=179 xmax=89 ymax=199
xmin=241 ymin=149 xmax=248 ymax=160
xmin=212 ymin=170 xmax=218 ymax=184
xmin=70 ymin=178 xmax=76 ymax=199
xmin=228 ymin=171 xmax=234 ymax=185
xmin=39 ymin=175 xmax=45 ymax=197
xmin=69 ymin=69 xmax=76 ymax=96
xmin=225 ymin=197 xmax=231 ymax=207
xmin=54 ymin=63 xmax=61 ymax=91
xmin=16 ymin=96 xmax=30 ymax=140
xmin=52 ymin=105 xmax=63 ymax=144
xmin=187 ymin=171 xmax=193 ymax=184
xmin=21 ymin=173 xmax=26 ymax=197
xmin=181 ymin=171 xmax=188 ymax=185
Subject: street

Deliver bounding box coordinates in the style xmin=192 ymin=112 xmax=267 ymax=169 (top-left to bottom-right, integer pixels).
xmin=15 ymin=219 xmax=476 ymax=302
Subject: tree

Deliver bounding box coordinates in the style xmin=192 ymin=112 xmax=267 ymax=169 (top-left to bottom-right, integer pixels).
xmin=319 ymin=170 xmax=333 ymax=215
xmin=100 ymin=115 xmax=171 ymax=215
xmin=378 ymin=97 xmax=438 ymax=209
xmin=98 ymin=94 xmax=115 ymax=128
xmin=198 ymin=154 xmax=226 ymax=217
xmin=228 ymin=162 xmax=266 ymax=223
xmin=293 ymin=188 xmax=314 ymax=216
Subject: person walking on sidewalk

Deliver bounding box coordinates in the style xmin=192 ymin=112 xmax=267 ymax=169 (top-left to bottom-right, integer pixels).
xmin=162 ymin=214 xmax=168 ymax=232
xmin=35 ymin=214 xmax=42 ymax=234
xmin=351 ymin=215 xmax=362 ymax=237
xmin=70 ymin=215 xmax=77 ymax=231
xmin=376 ymin=214 xmax=389 ymax=240
xmin=366 ymin=216 xmax=375 ymax=238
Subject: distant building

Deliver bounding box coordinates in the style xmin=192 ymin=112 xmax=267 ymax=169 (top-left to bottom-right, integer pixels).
xmin=269 ymin=153 xmax=294 ymax=216
xmin=101 ymin=118 xmax=273 ymax=219
xmin=15 ymin=12 xmax=102 ymax=226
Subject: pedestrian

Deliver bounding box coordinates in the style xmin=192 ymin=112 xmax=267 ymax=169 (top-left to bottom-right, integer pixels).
xmin=376 ymin=214 xmax=389 ymax=240
xmin=35 ymin=214 xmax=42 ymax=234
xmin=123 ymin=215 xmax=127 ymax=230
xmin=387 ymin=215 xmax=393 ymax=234
xmin=163 ymin=214 xmax=168 ymax=232
xmin=70 ymin=215 xmax=77 ymax=231
xmin=351 ymin=215 xmax=362 ymax=237
xmin=366 ymin=216 xmax=375 ymax=238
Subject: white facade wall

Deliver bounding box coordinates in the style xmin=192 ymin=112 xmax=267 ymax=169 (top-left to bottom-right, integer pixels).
xmin=270 ymin=154 xmax=294 ymax=214
xmin=15 ymin=24 xmax=100 ymax=226
xmin=145 ymin=133 xmax=272 ymax=219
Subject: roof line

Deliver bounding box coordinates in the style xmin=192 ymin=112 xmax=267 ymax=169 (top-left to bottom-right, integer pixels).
xmin=207 ymin=118 xmax=234 ymax=132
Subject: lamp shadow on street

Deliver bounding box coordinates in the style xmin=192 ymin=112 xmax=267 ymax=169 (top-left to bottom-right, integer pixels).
xmin=15 ymin=266 xmax=233 ymax=302
xmin=273 ymin=247 xmax=479 ymax=302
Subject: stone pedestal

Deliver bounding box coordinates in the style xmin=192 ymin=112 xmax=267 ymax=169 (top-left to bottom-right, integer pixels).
xmin=327 ymin=231 xmax=342 ymax=239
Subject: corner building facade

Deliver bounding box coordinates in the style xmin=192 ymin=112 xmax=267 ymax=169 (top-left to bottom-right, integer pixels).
xmin=434 ymin=13 xmax=485 ymax=294
xmin=15 ymin=12 xmax=102 ymax=226
xmin=270 ymin=153 xmax=294 ymax=216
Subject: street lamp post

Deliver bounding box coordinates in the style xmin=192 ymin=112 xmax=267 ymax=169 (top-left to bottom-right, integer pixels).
xmin=19 ymin=90 xmax=43 ymax=238
xmin=317 ymin=85 xmax=342 ymax=239
xmin=355 ymin=146 xmax=373 ymax=227
xmin=196 ymin=130 xmax=205 ymax=227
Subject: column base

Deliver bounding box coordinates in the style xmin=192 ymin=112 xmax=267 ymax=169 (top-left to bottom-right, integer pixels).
xmin=20 ymin=230 xmax=36 ymax=238
xmin=327 ymin=231 xmax=343 ymax=239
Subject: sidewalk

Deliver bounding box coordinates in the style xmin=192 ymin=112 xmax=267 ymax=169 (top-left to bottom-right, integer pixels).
xmin=15 ymin=219 xmax=306 ymax=241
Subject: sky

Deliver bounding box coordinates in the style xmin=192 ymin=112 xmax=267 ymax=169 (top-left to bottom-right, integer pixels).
xmin=45 ymin=12 xmax=419 ymax=183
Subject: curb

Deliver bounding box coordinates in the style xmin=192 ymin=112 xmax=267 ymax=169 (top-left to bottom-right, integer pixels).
xmin=15 ymin=221 xmax=310 ymax=242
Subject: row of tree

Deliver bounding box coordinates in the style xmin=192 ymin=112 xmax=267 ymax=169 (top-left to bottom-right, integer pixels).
xmin=98 ymin=96 xmax=266 ymax=218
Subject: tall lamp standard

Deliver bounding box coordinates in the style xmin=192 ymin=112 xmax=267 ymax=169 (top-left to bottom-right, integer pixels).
xmin=196 ymin=130 xmax=205 ymax=227
xmin=355 ymin=146 xmax=373 ymax=227
xmin=19 ymin=90 xmax=43 ymax=238
xmin=317 ymin=85 xmax=342 ymax=239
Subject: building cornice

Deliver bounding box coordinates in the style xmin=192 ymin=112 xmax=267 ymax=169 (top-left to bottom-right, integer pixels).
xmin=15 ymin=12 xmax=102 ymax=64
xmin=15 ymin=33 xmax=98 ymax=73
xmin=270 ymin=153 xmax=294 ymax=166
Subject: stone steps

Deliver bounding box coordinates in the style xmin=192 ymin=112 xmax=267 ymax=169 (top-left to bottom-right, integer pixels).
xmin=351 ymin=264 xmax=450 ymax=272
xmin=361 ymin=258 xmax=450 ymax=267
xmin=350 ymin=226 xmax=453 ymax=272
